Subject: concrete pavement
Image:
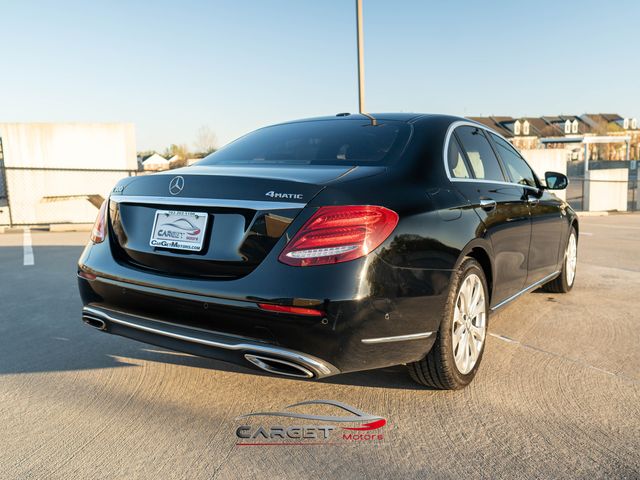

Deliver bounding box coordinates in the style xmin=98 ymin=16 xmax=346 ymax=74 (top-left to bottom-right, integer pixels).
xmin=0 ymin=216 xmax=639 ymax=479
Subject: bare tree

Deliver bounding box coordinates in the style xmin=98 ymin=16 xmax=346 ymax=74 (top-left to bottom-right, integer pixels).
xmin=164 ymin=144 xmax=190 ymax=168
xmin=194 ymin=126 xmax=217 ymax=156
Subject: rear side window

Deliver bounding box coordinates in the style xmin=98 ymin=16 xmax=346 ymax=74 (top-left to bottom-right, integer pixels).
xmin=455 ymin=126 xmax=505 ymax=182
xmin=198 ymin=120 xmax=411 ymax=166
xmin=447 ymin=136 xmax=471 ymax=178
xmin=489 ymin=133 xmax=537 ymax=188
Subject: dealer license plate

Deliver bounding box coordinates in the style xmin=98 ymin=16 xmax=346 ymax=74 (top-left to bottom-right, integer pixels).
xmin=149 ymin=210 xmax=208 ymax=251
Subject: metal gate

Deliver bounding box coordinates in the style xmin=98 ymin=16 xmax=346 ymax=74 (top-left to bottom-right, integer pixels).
xmin=629 ymin=162 xmax=638 ymax=211
xmin=0 ymin=136 xmax=13 ymax=225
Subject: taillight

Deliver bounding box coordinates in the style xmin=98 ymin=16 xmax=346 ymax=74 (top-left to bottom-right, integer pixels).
xmin=90 ymin=201 xmax=108 ymax=244
xmin=78 ymin=270 xmax=97 ymax=281
xmin=278 ymin=205 xmax=399 ymax=267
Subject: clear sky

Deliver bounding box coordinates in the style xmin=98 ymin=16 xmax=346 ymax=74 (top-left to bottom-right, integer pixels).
xmin=2 ymin=0 xmax=639 ymax=153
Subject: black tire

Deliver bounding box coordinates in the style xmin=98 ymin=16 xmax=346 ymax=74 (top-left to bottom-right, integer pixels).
xmin=407 ymin=257 xmax=489 ymax=389
xmin=541 ymin=225 xmax=577 ymax=294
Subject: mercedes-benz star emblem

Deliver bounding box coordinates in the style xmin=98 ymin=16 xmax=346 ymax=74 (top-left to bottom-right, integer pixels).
xmin=169 ymin=176 xmax=185 ymax=195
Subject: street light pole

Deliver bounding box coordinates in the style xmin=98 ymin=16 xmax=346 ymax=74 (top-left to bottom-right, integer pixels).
xmin=356 ymin=0 xmax=366 ymax=114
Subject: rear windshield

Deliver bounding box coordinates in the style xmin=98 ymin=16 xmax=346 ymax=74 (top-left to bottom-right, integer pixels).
xmin=198 ymin=119 xmax=411 ymax=166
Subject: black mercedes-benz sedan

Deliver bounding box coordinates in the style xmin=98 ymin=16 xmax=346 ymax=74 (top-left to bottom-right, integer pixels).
xmin=78 ymin=113 xmax=578 ymax=389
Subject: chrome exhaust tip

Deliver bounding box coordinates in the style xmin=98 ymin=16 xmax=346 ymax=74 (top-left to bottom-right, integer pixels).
xmin=245 ymin=353 xmax=315 ymax=379
xmin=82 ymin=315 xmax=107 ymax=331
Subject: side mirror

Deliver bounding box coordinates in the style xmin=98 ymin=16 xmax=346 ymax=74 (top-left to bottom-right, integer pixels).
xmin=544 ymin=171 xmax=568 ymax=190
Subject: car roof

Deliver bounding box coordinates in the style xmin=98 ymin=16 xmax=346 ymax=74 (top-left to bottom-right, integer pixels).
xmin=255 ymin=114 xmax=503 ymax=147
xmin=273 ymin=113 xmax=468 ymax=125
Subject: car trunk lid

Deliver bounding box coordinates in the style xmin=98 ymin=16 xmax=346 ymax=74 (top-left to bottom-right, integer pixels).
xmin=107 ymin=165 xmax=369 ymax=278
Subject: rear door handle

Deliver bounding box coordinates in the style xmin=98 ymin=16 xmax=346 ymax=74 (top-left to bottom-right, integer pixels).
xmin=479 ymin=198 xmax=496 ymax=211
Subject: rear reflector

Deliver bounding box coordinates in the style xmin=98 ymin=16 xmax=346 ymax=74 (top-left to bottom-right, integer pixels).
xmin=258 ymin=303 xmax=324 ymax=317
xmin=78 ymin=271 xmax=97 ymax=281
xmin=90 ymin=201 xmax=108 ymax=244
xmin=278 ymin=205 xmax=399 ymax=266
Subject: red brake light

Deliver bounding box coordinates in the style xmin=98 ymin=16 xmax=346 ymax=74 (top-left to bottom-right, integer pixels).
xmin=258 ymin=303 xmax=324 ymax=316
xmin=278 ymin=205 xmax=399 ymax=267
xmin=90 ymin=201 xmax=108 ymax=244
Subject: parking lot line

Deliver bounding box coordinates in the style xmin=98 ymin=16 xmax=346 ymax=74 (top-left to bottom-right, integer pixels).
xmin=23 ymin=228 xmax=34 ymax=266
xmin=489 ymin=332 xmax=637 ymax=384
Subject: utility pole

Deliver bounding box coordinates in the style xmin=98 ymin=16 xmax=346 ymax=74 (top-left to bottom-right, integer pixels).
xmin=356 ymin=0 xmax=366 ymax=114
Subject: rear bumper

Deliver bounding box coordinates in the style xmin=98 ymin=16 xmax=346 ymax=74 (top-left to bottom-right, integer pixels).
xmin=78 ymin=271 xmax=448 ymax=375
xmin=78 ymin=236 xmax=452 ymax=375
xmin=82 ymin=304 xmax=339 ymax=378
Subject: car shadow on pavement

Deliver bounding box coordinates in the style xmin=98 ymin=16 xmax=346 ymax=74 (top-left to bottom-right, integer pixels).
xmin=1 ymin=331 xmax=430 ymax=390
xmin=130 ymin=346 xmax=430 ymax=390
xmin=0 ymin=243 xmax=430 ymax=390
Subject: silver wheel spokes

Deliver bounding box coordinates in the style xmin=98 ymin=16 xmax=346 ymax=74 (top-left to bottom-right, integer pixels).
xmin=566 ymin=233 xmax=577 ymax=286
xmin=452 ymin=273 xmax=486 ymax=375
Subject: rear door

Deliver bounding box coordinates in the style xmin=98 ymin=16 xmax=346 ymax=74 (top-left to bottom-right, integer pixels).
xmin=488 ymin=133 xmax=564 ymax=284
xmin=448 ymin=125 xmax=531 ymax=305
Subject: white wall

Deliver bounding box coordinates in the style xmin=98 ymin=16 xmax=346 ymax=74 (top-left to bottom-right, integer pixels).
xmin=0 ymin=123 xmax=136 ymax=169
xmin=0 ymin=206 xmax=10 ymax=225
xmin=0 ymin=123 xmax=136 ymax=225
xmin=520 ymin=148 xmax=569 ymax=201
xmin=584 ymin=168 xmax=628 ymax=212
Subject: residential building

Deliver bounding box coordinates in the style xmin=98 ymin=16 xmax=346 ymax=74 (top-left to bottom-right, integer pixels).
xmin=141 ymin=153 xmax=170 ymax=171
xmin=468 ymin=113 xmax=640 ymax=161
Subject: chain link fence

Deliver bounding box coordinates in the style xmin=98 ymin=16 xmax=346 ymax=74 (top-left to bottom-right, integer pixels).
xmin=0 ymin=167 xmax=143 ymax=227
xmin=0 ymin=165 xmax=637 ymax=227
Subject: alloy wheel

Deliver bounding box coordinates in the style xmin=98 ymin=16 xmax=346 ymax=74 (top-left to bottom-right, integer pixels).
xmin=566 ymin=232 xmax=577 ymax=286
xmin=452 ymin=273 xmax=487 ymax=375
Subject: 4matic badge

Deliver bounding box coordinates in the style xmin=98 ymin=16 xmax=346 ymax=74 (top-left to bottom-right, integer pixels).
xmin=235 ymin=399 xmax=387 ymax=446
xmin=265 ymin=191 xmax=303 ymax=200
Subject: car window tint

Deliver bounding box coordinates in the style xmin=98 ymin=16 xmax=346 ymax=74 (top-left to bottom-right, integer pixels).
xmin=447 ymin=136 xmax=470 ymax=178
xmin=198 ymin=120 xmax=411 ymax=166
xmin=490 ymin=133 xmax=536 ymax=187
xmin=455 ymin=126 xmax=505 ymax=182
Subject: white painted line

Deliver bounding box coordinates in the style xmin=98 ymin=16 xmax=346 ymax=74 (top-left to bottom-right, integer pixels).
xmin=580 ymin=232 xmax=594 ymax=236
xmin=23 ymin=228 xmax=34 ymax=266
xmin=488 ymin=332 xmax=518 ymax=344
xmin=489 ymin=331 xmax=637 ymax=384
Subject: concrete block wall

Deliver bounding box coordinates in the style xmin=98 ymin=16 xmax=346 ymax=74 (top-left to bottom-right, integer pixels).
xmin=0 ymin=123 xmax=136 ymax=170
xmin=0 ymin=123 xmax=136 ymax=225
xmin=584 ymin=168 xmax=628 ymax=212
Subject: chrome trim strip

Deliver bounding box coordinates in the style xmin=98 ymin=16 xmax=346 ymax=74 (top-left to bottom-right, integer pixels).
xmin=442 ymin=120 xmax=540 ymax=191
xmin=82 ymin=306 xmax=339 ymax=377
xmin=444 ymin=177 xmax=540 ymax=190
xmin=361 ymin=331 xmax=433 ymax=344
xmin=490 ymin=271 xmax=560 ymax=311
xmin=109 ymin=195 xmax=305 ymax=210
